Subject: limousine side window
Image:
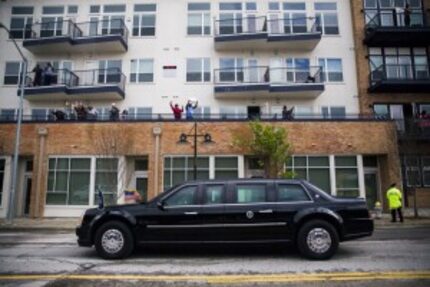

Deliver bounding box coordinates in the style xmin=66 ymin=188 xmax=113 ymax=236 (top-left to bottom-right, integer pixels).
xmin=204 ymin=185 xmax=224 ymax=204
xmin=234 ymin=184 xmax=266 ymax=203
xmin=277 ymin=184 xmax=310 ymax=202
xmin=164 ymin=185 xmax=197 ymax=206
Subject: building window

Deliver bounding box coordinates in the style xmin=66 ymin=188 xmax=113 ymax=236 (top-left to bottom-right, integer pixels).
xmin=287 ymin=156 xmax=331 ymax=194
xmin=321 ymin=106 xmax=346 ymax=119
xmin=319 ymin=58 xmax=343 ymax=82
xmin=94 ymin=159 xmax=118 ymax=206
xmin=46 ymin=158 xmax=91 ymax=205
xmin=98 ymin=60 xmax=122 ymax=84
xmin=282 ymin=2 xmax=307 ymax=34
xmin=218 ymin=2 xmax=243 ymax=35
xmin=133 ymin=4 xmax=156 ymax=36
xmin=32 ymin=109 xmax=53 ymax=121
xmin=103 ymin=5 xmax=126 ymax=13
xmin=186 ymin=58 xmax=210 ymax=82
xmin=164 ymin=157 xmax=210 ymax=189
xmin=10 ymin=6 xmax=33 ymax=39
xmin=219 ymin=58 xmax=243 ymax=82
xmin=67 ymin=5 xmax=78 ymax=14
xmin=335 ymin=156 xmax=359 ymax=197
xmin=315 ymin=2 xmax=339 ymax=35
xmin=0 ymin=109 xmax=16 ymax=121
xmin=90 ymin=5 xmax=100 ymax=13
xmin=0 ymin=159 xmax=4 ymax=205
xmin=194 ymin=106 xmax=211 ymax=119
xmin=130 ymin=59 xmax=154 ymax=83
xmin=187 ymin=3 xmax=211 ymax=35
xmin=404 ymin=156 xmax=422 ymax=187
xmin=4 ymin=62 xmax=23 ymax=85
xmin=215 ymin=157 xmax=239 ymax=179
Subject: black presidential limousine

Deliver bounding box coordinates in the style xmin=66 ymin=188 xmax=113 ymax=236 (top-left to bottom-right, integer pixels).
xmin=76 ymin=179 xmax=373 ymax=260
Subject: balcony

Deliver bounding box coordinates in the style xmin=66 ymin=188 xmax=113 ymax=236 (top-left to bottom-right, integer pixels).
xmin=397 ymin=118 xmax=430 ymax=141
xmin=23 ymin=19 xmax=128 ymax=54
xmin=24 ymin=68 xmax=126 ymax=101
xmin=363 ymin=10 xmax=430 ymax=46
xmin=369 ymin=64 xmax=430 ymax=93
xmin=214 ymin=66 xmax=324 ymax=99
xmin=214 ymin=16 xmax=321 ymax=51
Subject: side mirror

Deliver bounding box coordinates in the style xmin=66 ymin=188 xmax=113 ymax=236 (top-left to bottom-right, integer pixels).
xmin=157 ymin=201 xmax=165 ymax=210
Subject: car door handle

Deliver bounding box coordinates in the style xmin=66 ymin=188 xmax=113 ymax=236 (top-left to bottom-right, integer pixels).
xmin=258 ymin=209 xmax=273 ymax=214
xmin=184 ymin=211 xmax=198 ymax=215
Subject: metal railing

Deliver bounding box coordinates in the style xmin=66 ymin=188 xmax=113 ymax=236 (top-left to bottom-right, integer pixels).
xmin=24 ymin=18 xmax=129 ymax=44
xmin=214 ymin=66 xmax=323 ymax=85
xmin=25 ymin=19 xmax=80 ymax=39
xmin=396 ymin=118 xmax=430 ymax=139
xmin=26 ymin=68 xmax=78 ymax=87
xmin=0 ymin=113 xmax=391 ymax=123
xmin=24 ymin=68 xmax=125 ymax=91
xmin=214 ymin=15 xmax=267 ymax=36
xmin=214 ymin=66 xmax=269 ymax=84
xmin=267 ymin=16 xmax=320 ymax=35
xmin=370 ymin=64 xmax=430 ymax=83
xmin=365 ymin=10 xmax=427 ymax=28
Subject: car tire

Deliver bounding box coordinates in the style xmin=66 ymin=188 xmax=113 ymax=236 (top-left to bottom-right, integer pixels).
xmin=297 ymin=219 xmax=339 ymax=260
xmin=94 ymin=221 xmax=134 ymax=259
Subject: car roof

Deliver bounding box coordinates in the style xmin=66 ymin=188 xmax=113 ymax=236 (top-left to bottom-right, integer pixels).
xmin=182 ymin=178 xmax=306 ymax=185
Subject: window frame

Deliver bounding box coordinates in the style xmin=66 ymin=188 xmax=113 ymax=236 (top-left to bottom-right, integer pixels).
xmin=275 ymin=183 xmax=313 ymax=203
xmin=163 ymin=184 xmax=199 ymax=207
xmin=335 ymin=156 xmax=360 ymax=198
xmin=315 ymin=2 xmax=339 ymax=35
xmin=130 ymin=58 xmax=154 ymax=83
xmin=10 ymin=6 xmax=34 ymax=39
xmin=4 ymin=62 xmax=24 ymax=85
xmin=318 ymin=58 xmax=344 ymax=82
xmin=232 ymin=183 xmax=268 ymax=204
xmin=132 ymin=4 xmax=156 ymax=37
xmin=187 ymin=3 xmax=211 ymax=36
xmin=202 ymin=184 xmax=226 ymax=205
xmin=186 ymin=58 xmax=211 ymax=82
xmin=0 ymin=158 xmax=5 ymax=206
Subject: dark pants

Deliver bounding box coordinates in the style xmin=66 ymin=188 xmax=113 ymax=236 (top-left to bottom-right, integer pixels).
xmin=391 ymin=207 xmax=403 ymax=222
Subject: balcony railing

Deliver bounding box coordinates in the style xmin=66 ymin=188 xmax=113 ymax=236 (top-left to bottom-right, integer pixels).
xmin=269 ymin=66 xmax=322 ymax=85
xmin=25 ymin=68 xmax=125 ymax=91
xmin=0 ymin=113 xmax=391 ymax=123
xmin=214 ymin=66 xmax=269 ymax=84
xmin=214 ymin=15 xmax=320 ymax=36
xmin=214 ymin=15 xmax=267 ymax=35
xmin=24 ymin=18 xmax=129 ymax=45
xmin=365 ymin=10 xmax=427 ymax=28
xmin=266 ymin=16 xmax=320 ymax=35
xmin=214 ymin=66 xmax=322 ymax=85
xmin=370 ymin=64 xmax=430 ymax=83
xmin=396 ymin=118 xmax=430 ymax=140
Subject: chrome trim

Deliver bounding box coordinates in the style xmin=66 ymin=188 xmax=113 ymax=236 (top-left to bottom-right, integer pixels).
xmin=306 ymin=227 xmax=332 ymax=254
xmin=146 ymin=222 xmax=287 ymax=229
xmin=164 ymin=201 xmax=314 ymax=209
xmin=184 ymin=211 xmax=198 ymax=215
xmin=139 ymin=239 xmax=291 ymax=244
xmin=101 ymin=229 xmax=124 ymax=254
xmin=258 ymin=209 xmax=273 ymax=214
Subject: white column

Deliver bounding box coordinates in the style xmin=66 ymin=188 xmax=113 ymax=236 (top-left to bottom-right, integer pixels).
xmin=238 ymin=155 xmax=245 ymax=178
xmin=329 ymin=155 xmax=336 ymax=196
xmin=117 ymin=156 xmax=126 ymax=204
xmin=89 ymin=157 xmax=96 ymax=207
xmin=357 ymin=155 xmax=366 ymax=198
xmin=209 ymin=156 xmax=215 ymax=179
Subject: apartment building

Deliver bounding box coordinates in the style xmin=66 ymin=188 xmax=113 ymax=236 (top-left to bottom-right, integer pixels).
xmin=0 ymin=0 xmax=400 ymax=218
xmin=350 ymin=0 xmax=430 ymax=208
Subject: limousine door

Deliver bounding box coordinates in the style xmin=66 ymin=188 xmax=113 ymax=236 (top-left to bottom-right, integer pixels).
xmin=222 ymin=182 xmax=288 ymax=241
xmin=141 ymin=184 xmax=203 ymax=242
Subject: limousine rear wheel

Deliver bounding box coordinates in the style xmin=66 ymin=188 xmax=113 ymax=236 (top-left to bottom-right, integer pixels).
xmin=94 ymin=221 xmax=134 ymax=259
xmin=297 ymin=219 xmax=339 ymax=260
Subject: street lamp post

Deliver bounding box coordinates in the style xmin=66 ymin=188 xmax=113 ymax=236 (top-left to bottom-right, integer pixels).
xmin=0 ymin=22 xmax=28 ymax=223
xmin=179 ymin=121 xmax=213 ymax=180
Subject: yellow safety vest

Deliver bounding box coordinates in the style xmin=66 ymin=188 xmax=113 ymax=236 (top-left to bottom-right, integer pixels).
xmin=386 ymin=187 xmax=402 ymax=210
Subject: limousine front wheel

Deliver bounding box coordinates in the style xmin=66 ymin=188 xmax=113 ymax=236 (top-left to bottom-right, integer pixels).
xmin=297 ymin=220 xmax=339 ymax=260
xmin=94 ymin=221 xmax=134 ymax=259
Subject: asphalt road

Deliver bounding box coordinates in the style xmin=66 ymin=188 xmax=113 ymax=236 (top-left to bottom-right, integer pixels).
xmin=0 ymin=226 xmax=429 ymax=287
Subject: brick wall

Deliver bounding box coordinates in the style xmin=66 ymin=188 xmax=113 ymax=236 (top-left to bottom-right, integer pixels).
xmin=0 ymin=120 xmax=402 ymax=217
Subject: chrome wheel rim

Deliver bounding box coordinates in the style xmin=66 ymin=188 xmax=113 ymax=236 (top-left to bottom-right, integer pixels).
xmin=101 ymin=229 xmax=124 ymax=254
xmin=306 ymin=227 xmax=332 ymax=254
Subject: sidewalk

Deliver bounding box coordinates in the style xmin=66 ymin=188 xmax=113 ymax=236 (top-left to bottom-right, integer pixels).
xmin=0 ymin=213 xmax=429 ymax=232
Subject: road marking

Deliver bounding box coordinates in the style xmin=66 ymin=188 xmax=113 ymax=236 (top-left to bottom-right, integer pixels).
xmin=0 ymin=271 xmax=429 ymax=283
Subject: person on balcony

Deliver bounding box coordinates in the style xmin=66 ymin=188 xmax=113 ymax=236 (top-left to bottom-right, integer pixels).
xmin=185 ymin=99 xmax=198 ymax=120
xmin=32 ymin=64 xmax=43 ymax=86
xmin=109 ymin=103 xmax=120 ymax=121
xmin=404 ymin=3 xmax=411 ymax=27
xmin=87 ymin=106 xmax=98 ymax=121
xmin=43 ymin=63 xmax=54 ymax=86
xmin=170 ymin=101 xmax=184 ymax=120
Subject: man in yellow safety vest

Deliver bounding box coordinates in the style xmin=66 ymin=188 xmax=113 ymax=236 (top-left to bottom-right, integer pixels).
xmin=386 ymin=183 xmax=403 ymax=223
